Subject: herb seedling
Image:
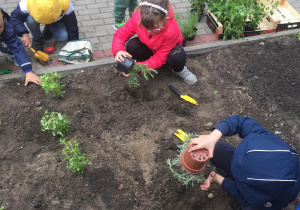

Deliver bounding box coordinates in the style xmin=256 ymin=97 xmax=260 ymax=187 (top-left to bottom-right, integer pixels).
xmin=41 ymin=110 xmax=70 ymax=136
xmin=40 ymin=72 xmax=66 ymax=97
xmin=60 ymin=138 xmax=92 ymax=176
xmin=128 ymin=63 xmax=158 ymax=88
xmin=295 ymin=31 xmax=300 ymax=40
xmin=166 ymin=133 xmax=205 ymax=186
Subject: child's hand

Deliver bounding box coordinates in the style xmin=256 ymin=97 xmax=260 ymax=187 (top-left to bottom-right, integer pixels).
xmin=188 ymin=129 xmax=222 ymax=159
xmin=115 ymin=51 xmax=132 ymax=62
xmin=25 ymin=72 xmax=39 ymax=86
xmin=22 ymin=34 xmax=31 ymax=48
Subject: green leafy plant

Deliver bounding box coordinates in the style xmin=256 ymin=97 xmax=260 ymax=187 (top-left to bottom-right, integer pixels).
xmin=0 ymin=205 xmax=5 ymax=210
xmin=41 ymin=110 xmax=70 ymax=136
xmin=213 ymin=90 xmax=219 ymax=95
xmin=295 ymin=31 xmax=300 ymax=40
xmin=40 ymin=72 xmax=66 ymax=97
xmin=207 ymin=0 xmax=279 ymax=40
xmin=166 ymin=133 xmax=205 ymax=186
xmin=175 ymin=12 xmax=199 ymax=39
xmin=60 ymin=138 xmax=92 ymax=176
xmin=128 ymin=63 xmax=158 ymax=88
xmin=190 ymin=0 xmax=206 ymax=19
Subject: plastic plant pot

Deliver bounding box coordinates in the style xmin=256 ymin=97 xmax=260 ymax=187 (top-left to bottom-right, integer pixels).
xmin=180 ymin=146 xmax=209 ymax=174
xmin=117 ymin=57 xmax=134 ymax=74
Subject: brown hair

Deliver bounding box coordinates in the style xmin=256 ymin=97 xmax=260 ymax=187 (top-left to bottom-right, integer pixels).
xmin=137 ymin=0 xmax=169 ymax=29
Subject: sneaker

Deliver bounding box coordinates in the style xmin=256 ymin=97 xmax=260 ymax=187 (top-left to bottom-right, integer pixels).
xmin=42 ymin=25 xmax=53 ymax=41
xmin=6 ymin=55 xmax=18 ymax=66
xmin=113 ymin=21 xmax=126 ymax=30
xmin=32 ymin=37 xmax=43 ymax=52
xmin=172 ymin=66 xmax=197 ymax=84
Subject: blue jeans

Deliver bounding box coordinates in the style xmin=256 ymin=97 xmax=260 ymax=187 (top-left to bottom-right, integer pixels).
xmin=26 ymin=16 xmax=68 ymax=41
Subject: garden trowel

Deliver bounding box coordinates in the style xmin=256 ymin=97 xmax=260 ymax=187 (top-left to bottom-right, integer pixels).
xmin=169 ymin=85 xmax=198 ymax=106
xmin=31 ymin=48 xmax=49 ymax=63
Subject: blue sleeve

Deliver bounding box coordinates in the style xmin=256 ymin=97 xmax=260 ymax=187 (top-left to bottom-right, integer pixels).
xmin=221 ymin=179 xmax=250 ymax=205
xmin=10 ymin=5 xmax=29 ymax=37
xmin=63 ymin=11 xmax=79 ymax=41
xmin=2 ymin=20 xmax=32 ymax=73
xmin=213 ymin=115 xmax=273 ymax=139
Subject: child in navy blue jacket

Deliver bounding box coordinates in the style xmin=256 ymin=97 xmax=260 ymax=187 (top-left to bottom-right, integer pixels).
xmin=189 ymin=115 xmax=300 ymax=209
xmin=0 ymin=8 xmax=39 ymax=86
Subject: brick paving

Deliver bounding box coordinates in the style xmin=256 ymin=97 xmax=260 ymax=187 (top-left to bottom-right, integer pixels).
xmin=0 ymin=0 xmax=300 ymax=75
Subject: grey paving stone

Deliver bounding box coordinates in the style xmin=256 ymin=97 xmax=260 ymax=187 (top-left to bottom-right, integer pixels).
xmin=73 ymin=0 xmax=96 ymax=6
xmin=78 ymin=9 xmax=100 ymax=16
xmin=84 ymin=30 xmax=109 ymax=38
xmin=86 ymin=3 xmax=108 ymax=9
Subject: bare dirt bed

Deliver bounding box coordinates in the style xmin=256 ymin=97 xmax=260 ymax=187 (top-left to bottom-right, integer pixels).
xmin=0 ymin=34 xmax=300 ymax=210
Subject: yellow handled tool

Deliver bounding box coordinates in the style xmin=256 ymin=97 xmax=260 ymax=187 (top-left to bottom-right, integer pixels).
xmin=169 ymin=85 xmax=198 ymax=106
xmin=174 ymin=129 xmax=188 ymax=141
xmin=31 ymin=48 xmax=49 ymax=63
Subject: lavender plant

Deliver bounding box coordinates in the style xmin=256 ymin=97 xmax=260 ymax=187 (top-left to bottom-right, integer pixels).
xmin=166 ymin=133 xmax=205 ymax=186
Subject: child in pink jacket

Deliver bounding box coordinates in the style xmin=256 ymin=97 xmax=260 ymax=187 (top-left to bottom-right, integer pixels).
xmin=112 ymin=0 xmax=197 ymax=84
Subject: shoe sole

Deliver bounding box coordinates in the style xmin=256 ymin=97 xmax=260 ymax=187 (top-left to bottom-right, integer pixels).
xmin=185 ymin=78 xmax=197 ymax=85
xmin=6 ymin=56 xmax=19 ymax=66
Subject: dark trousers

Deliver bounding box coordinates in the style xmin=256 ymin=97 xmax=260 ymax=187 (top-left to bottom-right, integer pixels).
xmin=210 ymin=141 xmax=257 ymax=210
xmin=125 ymin=37 xmax=186 ymax=72
xmin=209 ymin=140 xmax=235 ymax=178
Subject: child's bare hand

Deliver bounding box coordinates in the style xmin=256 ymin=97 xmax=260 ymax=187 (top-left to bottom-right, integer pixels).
xmin=22 ymin=33 xmax=31 ymax=48
xmin=115 ymin=51 xmax=132 ymax=62
xmin=25 ymin=72 xmax=39 ymax=86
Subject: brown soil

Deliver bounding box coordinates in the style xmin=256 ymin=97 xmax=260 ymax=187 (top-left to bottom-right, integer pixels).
xmin=0 ymin=34 xmax=299 ymax=210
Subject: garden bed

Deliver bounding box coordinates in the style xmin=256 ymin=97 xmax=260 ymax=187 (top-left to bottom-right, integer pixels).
xmin=0 ymin=34 xmax=300 ymax=209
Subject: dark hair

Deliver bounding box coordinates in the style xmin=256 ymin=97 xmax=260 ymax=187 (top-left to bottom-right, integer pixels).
xmin=138 ymin=0 xmax=169 ymax=29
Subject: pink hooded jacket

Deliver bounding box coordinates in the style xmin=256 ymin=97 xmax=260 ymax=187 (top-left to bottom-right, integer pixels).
xmin=112 ymin=4 xmax=183 ymax=70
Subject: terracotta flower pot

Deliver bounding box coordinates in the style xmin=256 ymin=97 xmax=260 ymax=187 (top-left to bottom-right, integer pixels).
xmin=180 ymin=147 xmax=209 ymax=174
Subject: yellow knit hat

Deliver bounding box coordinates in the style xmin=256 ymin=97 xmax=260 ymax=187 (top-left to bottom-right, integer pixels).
xmin=27 ymin=0 xmax=69 ymax=24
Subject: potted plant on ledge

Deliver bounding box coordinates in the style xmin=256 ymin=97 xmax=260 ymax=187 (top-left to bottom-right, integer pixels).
xmin=176 ymin=12 xmax=199 ymax=46
xmin=189 ymin=0 xmax=206 ymax=22
xmin=206 ymin=0 xmax=279 ymax=40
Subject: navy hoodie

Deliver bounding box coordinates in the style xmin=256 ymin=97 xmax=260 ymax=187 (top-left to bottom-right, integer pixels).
xmin=214 ymin=115 xmax=300 ymax=209
xmin=0 ymin=8 xmax=32 ymax=73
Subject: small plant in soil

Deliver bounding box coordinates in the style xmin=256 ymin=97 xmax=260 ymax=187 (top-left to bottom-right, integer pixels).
xmin=166 ymin=133 xmax=205 ymax=186
xmin=41 ymin=110 xmax=70 ymax=137
xmin=40 ymin=72 xmax=66 ymax=97
xmin=0 ymin=205 xmax=5 ymax=210
xmin=60 ymin=138 xmax=92 ymax=176
xmin=295 ymin=31 xmax=300 ymax=40
xmin=129 ymin=63 xmax=158 ymax=88
xmin=175 ymin=12 xmax=198 ymax=40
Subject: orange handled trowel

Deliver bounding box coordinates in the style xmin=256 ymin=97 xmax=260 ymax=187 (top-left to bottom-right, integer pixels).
xmin=31 ymin=48 xmax=49 ymax=63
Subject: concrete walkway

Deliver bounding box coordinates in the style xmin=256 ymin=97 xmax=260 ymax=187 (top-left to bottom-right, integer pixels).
xmin=1 ymin=0 xmax=300 ymax=81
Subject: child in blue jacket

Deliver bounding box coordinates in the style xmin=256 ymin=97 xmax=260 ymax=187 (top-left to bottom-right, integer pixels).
xmin=0 ymin=8 xmax=39 ymax=86
xmin=189 ymin=115 xmax=300 ymax=209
